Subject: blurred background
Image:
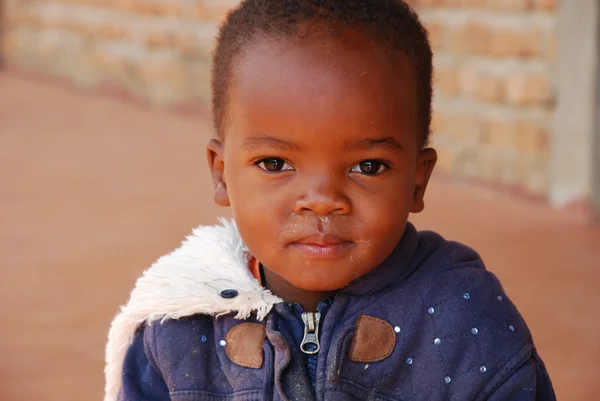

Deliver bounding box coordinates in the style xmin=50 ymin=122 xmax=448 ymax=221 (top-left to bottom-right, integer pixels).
xmin=1 ymin=0 xmax=599 ymax=400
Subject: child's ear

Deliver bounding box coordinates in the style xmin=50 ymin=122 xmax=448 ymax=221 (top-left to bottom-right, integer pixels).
xmin=411 ymin=148 xmax=437 ymax=214
xmin=206 ymin=138 xmax=231 ymax=207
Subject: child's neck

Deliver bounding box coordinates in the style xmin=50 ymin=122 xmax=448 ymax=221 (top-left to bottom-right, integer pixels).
xmin=262 ymin=267 xmax=336 ymax=312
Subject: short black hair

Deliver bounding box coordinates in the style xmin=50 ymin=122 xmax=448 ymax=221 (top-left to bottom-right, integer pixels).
xmin=211 ymin=0 xmax=433 ymax=146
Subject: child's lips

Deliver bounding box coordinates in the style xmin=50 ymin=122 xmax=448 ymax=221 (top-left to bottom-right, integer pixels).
xmin=289 ymin=234 xmax=355 ymax=259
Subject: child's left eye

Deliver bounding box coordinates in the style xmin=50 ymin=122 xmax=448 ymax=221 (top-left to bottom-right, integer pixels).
xmin=351 ymin=160 xmax=388 ymax=175
xmin=256 ymin=158 xmax=294 ymax=172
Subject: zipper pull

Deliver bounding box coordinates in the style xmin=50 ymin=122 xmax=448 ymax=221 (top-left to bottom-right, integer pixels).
xmin=300 ymin=312 xmax=321 ymax=355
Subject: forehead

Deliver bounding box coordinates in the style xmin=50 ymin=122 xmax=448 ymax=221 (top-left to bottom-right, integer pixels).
xmin=227 ymin=31 xmax=418 ymax=146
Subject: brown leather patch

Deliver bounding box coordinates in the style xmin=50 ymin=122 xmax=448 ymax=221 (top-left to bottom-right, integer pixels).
xmin=349 ymin=315 xmax=396 ymax=363
xmin=225 ymin=323 xmax=266 ymax=369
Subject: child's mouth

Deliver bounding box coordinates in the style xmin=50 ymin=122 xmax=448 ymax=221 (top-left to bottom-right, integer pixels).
xmin=288 ymin=234 xmax=355 ymax=259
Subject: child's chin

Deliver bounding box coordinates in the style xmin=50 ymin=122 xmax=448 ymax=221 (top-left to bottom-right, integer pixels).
xmin=293 ymin=277 xmax=350 ymax=293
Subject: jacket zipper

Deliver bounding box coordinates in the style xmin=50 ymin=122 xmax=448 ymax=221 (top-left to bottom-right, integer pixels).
xmin=300 ymin=303 xmax=329 ymax=393
xmin=300 ymin=311 xmax=321 ymax=354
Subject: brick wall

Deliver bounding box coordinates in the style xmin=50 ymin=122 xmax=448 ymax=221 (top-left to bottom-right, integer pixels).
xmin=407 ymin=0 xmax=557 ymax=197
xmin=4 ymin=0 xmax=237 ymax=106
xmin=3 ymin=0 xmax=558 ymax=198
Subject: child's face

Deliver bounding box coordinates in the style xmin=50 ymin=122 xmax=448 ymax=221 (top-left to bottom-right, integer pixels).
xmin=208 ymin=31 xmax=436 ymax=293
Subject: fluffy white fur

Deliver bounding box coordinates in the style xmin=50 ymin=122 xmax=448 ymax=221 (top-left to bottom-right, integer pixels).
xmin=104 ymin=219 xmax=282 ymax=401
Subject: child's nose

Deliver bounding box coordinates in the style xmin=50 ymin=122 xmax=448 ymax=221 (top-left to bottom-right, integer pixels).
xmin=293 ymin=184 xmax=351 ymax=217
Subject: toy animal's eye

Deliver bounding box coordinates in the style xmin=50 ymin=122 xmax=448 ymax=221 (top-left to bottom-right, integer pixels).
xmin=219 ymin=289 xmax=239 ymax=299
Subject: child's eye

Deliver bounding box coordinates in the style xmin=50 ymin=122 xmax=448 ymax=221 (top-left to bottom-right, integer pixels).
xmin=351 ymin=160 xmax=387 ymax=175
xmin=256 ymin=158 xmax=294 ymax=172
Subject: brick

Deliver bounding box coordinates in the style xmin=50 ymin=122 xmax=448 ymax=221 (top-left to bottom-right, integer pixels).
xmin=90 ymin=25 xmax=129 ymax=41
xmin=505 ymin=74 xmax=529 ymax=105
xmin=458 ymin=65 xmax=480 ymax=96
xmin=485 ymin=118 xmax=519 ymax=150
xmin=477 ymin=74 xmax=504 ymax=102
xmin=477 ymin=149 xmax=499 ymax=181
xmin=138 ymin=63 xmax=187 ymax=87
xmin=96 ymin=0 xmax=178 ymax=16
xmin=90 ymin=52 xmax=128 ymax=78
xmin=486 ymin=0 xmax=530 ymax=11
xmin=450 ymin=22 xmax=549 ymax=58
xmin=488 ymin=26 xmax=543 ymax=58
xmin=174 ymin=34 xmax=200 ymax=56
xmin=505 ymin=71 xmax=553 ymax=106
xmin=411 ymin=0 xmax=445 ymax=7
xmin=145 ymin=31 xmax=175 ymax=49
xmin=533 ymin=0 xmax=557 ymax=11
xmin=449 ymin=22 xmax=490 ymax=54
xmin=425 ymin=21 xmax=446 ymax=50
xmin=518 ymin=155 xmax=549 ymax=195
xmin=435 ymin=66 xmax=460 ymax=97
xmin=477 ymin=149 xmax=517 ymax=183
xmin=192 ymin=2 xmax=209 ymax=19
xmin=439 ymin=0 xmax=464 ymax=7
xmin=458 ymin=115 xmax=484 ymax=143
xmin=518 ymin=120 xmax=550 ymax=155
xmin=70 ymin=0 xmax=101 ymax=6
xmin=546 ymin=31 xmax=558 ymax=62
xmin=458 ymin=67 xmax=504 ymax=103
xmin=199 ymin=2 xmax=238 ymax=22
xmin=460 ymin=0 xmax=486 ymax=7
xmin=132 ymin=1 xmax=182 ymax=17
xmin=484 ymin=117 xmax=549 ymax=156
xmin=444 ymin=114 xmax=483 ymax=144
xmin=110 ymin=0 xmax=136 ymax=12
xmin=454 ymin=147 xmax=480 ymax=178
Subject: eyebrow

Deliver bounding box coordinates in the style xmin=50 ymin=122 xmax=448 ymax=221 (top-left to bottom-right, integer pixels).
xmin=345 ymin=136 xmax=404 ymax=152
xmin=240 ymin=133 xmax=301 ymax=151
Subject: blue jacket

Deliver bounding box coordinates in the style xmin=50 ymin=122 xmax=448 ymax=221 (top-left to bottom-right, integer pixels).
xmin=105 ymin=220 xmax=555 ymax=401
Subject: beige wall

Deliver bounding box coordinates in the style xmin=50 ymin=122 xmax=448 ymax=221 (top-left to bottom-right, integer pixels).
xmin=3 ymin=0 xmax=582 ymax=203
xmin=551 ymin=0 xmax=599 ymax=213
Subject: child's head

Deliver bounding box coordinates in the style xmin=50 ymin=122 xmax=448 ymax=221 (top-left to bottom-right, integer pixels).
xmin=207 ymin=0 xmax=437 ymax=298
xmin=211 ymin=0 xmax=433 ymax=144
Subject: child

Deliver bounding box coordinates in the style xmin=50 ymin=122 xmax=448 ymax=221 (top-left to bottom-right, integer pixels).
xmin=105 ymin=1 xmax=556 ymax=400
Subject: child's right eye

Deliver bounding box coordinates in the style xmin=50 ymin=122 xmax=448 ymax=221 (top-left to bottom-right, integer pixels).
xmin=256 ymin=158 xmax=294 ymax=172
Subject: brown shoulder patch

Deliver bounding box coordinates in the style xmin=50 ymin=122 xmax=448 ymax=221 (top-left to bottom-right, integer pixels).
xmin=349 ymin=315 xmax=396 ymax=363
xmin=225 ymin=323 xmax=266 ymax=369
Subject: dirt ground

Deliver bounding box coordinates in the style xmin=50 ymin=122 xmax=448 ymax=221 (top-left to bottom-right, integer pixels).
xmin=1 ymin=71 xmax=599 ymax=401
